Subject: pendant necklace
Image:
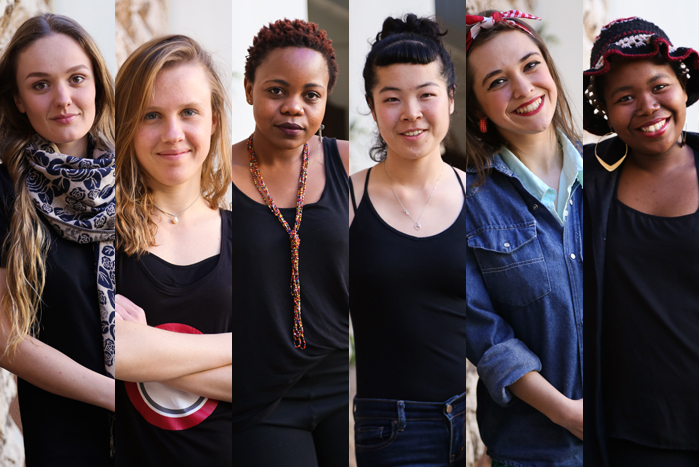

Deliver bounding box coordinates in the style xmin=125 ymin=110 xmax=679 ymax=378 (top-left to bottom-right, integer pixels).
xmin=248 ymin=133 xmax=309 ymax=350
xmin=384 ymin=161 xmax=444 ymax=231
xmin=152 ymin=192 xmax=201 ymax=224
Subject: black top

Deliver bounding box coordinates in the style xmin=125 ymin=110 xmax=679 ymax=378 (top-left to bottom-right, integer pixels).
xmin=583 ymin=133 xmax=700 ymax=466
xmin=232 ymin=137 xmax=349 ymax=429
xmin=602 ymin=175 xmax=699 ymax=449
xmin=115 ymin=210 xmax=233 ymax=466
xmin=0 ymin=165 xmax=112 ymax=466
xmin=349 ymin=166 xmax=467 ymax=401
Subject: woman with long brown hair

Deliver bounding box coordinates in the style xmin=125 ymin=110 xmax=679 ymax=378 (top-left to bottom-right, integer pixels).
xmin=0 ymin=13 xmax=115 ymax=465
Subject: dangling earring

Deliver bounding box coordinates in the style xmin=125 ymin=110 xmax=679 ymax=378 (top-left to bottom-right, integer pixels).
xmin=595 ymin=131 xmax=627 ymax=172
xmin=479 ymin=117 xmax=487 ymax=133
xmin=318 ymin=123 xmax=325 ymax=145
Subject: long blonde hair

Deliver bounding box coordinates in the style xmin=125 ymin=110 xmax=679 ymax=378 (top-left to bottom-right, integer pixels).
xmin=115 ymin=35 xmax=231 ymax=256
xmin=0 ymin=13 xmax=115 ymax=356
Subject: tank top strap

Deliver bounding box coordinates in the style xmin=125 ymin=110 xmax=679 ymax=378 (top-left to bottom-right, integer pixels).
xmin=322 ymin=137 xmax=348 ymax=190
xmin=364 ymin=166 xmax=372 ymax=195
xmin=349 ymin=177 xmax=358 ymax=213
xmin=452 ymin=166 xmax=466 ymax=197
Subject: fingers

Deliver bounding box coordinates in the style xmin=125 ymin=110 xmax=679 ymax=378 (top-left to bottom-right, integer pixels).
xmin=115 ymin=294 xmax=147 ymax=324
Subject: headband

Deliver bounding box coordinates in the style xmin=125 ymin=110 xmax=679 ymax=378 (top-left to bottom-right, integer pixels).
xmin=466 ymin=10 xmax=541 ymax=52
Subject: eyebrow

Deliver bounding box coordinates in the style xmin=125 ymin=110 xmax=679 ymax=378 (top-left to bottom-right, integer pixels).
xmin=25 ymin=64 xmax=90 ymax=81
xmin=608 ymin=73 xmax=671 ymax=97
xmin=262 ymin=78 xmax=325 ymax=89
xmin=481 ymin=52 xmax=540 ymax=87
xmin=378 ymin=81 xmax=440 ymax=94
xmin=144 ymin=102 xmax=204 ymax=111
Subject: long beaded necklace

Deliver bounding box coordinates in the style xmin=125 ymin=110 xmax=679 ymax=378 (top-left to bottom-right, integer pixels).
xmin=248 ymin=134 xmax=309 ymax=350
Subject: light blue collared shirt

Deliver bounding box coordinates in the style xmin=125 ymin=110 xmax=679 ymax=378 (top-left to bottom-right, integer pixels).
xmin=498 ymin=131 xmax=583 ymax=225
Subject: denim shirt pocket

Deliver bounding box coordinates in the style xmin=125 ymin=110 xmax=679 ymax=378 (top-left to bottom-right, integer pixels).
xmin=468 ymin=222 xmax=551 ymax=306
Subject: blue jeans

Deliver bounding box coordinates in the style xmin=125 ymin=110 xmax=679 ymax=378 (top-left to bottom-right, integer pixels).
xmin=353 ymin=392 xmax=466 ymax=467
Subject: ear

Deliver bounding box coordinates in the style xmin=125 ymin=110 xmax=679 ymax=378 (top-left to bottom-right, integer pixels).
xmin=448 ymin=85 xmax=456 ymax=114
xmin=244 ymin=77 xmax=253 ymax=105
xmin=211 ymin=111 xmax=218 ymax=136
xmin=14 ymin=94 xmax=25 ymax=114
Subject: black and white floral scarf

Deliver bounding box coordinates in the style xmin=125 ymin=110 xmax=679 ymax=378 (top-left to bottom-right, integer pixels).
xmin=25 ymin=134 xmax=116 ymax=378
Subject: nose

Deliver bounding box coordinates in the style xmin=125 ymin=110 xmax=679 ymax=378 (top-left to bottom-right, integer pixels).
xmin=280 ymin=95 xmax=304 ymax=116
xmin=53 ymin=82 xmax=71 ymax=108
xmin=401 ymin=97 xmax=422 ymax=121
xmin=511 ymin=73 xmax=534 ymax=100
xmin=162 ymin=116 xmax=185 ymax=143
xmin=636 ymin=92 xmax=660 ymax=116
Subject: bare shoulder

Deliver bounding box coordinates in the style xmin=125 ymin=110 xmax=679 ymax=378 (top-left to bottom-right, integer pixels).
xmin=231 ymin=140 xmax=249 ymax=168
xmin=335 ymin=139 xmax=349 ymax=174
xmin=451 ymin=165 xmax=467 ymax=185
xmin=350 ymin=168 xmax=370 ymax=207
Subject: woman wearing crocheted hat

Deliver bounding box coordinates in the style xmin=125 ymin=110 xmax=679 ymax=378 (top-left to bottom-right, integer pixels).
xmin=583 ymin=17 xmax=699 ymax=466
xmin=231 ymin=18 xmax=349 ymax=466
xmin=466 ymin=10 xmax=583 ymax=467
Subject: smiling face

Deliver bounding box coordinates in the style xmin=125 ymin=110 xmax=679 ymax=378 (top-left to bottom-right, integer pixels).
xmin=601 ymin=58 xmax=687 ymax=157
xmin=133 ymin=63 xmax=215 ymax=190
xmin=245 ymin=47 xmax=329 ymax=150
xmin=469 ymin=30 xmax=557 ymax=144
xmin=14 ymin=33 xmax=96 ymax=156
xmin=370 ymin=61 xmax=454 ymax=162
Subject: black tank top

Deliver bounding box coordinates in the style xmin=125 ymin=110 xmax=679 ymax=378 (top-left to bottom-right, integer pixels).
xmin=232 ymin=137 xmax=349 ymax=429
xmin=115 ymin=209 xmax=233 ymax=466
xmin=602 ymin=173 xmax=699 ymax=449
xmin=350 ymin=166 xmax=467 ymax=402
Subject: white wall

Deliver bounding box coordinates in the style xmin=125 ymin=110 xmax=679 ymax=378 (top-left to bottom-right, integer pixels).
xmin=51 ymin=0 xmax=116 ymax=78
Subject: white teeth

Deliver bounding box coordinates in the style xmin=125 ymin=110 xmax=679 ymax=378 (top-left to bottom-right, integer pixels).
xmin=515 ymin=97 xmax=543 ymax=114
xmin=640 ymin=120 xmax=666 ymax=132
xmin=403 ymin=130 xmax=423 ymax=136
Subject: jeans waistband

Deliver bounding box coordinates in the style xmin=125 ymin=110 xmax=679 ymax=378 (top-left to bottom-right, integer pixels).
xmin=353 ymin=392 xmax=466 ymax=422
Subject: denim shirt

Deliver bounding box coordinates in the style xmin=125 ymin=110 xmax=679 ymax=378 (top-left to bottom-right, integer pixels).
xmin=466 ymin=147 xmax=584 ymax=466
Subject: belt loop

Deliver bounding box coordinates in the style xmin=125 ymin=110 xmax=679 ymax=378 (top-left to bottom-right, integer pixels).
xmin=397 ymin=400 xmax=406 ymax=431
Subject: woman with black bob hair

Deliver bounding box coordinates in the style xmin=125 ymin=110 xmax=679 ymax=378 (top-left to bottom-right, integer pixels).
xmin=583 ymin=17 xmax=698 ymax=466
xmin=350 ymin=14 xmax=466 ymax=466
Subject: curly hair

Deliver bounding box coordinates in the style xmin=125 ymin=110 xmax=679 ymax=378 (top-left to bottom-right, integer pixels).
xmin=245 ymin=18 xmax=338 ymax=93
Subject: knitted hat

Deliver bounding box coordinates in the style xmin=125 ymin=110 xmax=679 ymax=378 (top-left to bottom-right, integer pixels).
xmin=583 ymin=17 xmax=699 ymax=135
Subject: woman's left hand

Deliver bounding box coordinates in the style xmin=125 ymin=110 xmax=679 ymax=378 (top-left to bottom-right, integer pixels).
xmin=115 ymin=294 xmax=147 ymax=325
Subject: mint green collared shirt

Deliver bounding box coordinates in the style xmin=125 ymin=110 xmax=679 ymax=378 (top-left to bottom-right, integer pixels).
xmin=498 ymin=132 xmax=583 ymax=225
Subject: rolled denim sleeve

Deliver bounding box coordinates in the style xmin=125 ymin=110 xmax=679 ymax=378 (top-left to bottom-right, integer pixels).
xmin=466 ymin=246 xmax=542 ymax=407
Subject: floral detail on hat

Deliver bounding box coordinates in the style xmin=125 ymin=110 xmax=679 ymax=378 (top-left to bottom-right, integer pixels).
xmin=615 ymin=34 xmax=652 ymax=49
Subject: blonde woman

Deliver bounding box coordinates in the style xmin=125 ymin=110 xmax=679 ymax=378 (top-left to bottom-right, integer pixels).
xmin=114 ymin=35 xmax=233 ymax=465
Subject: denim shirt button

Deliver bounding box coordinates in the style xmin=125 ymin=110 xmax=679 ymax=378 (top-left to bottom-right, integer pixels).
xmin=570 ymin=198 xmax=574 ymax=205
xmin=446 ymin=404 xmax=453 ymax=414
xmin=503 ymin=242 xmax=510 ymax=248
xmin=570 ymin=253 xmax=576 ymax=260
xmin=533 ymin=204 xmax=539 ymax=210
